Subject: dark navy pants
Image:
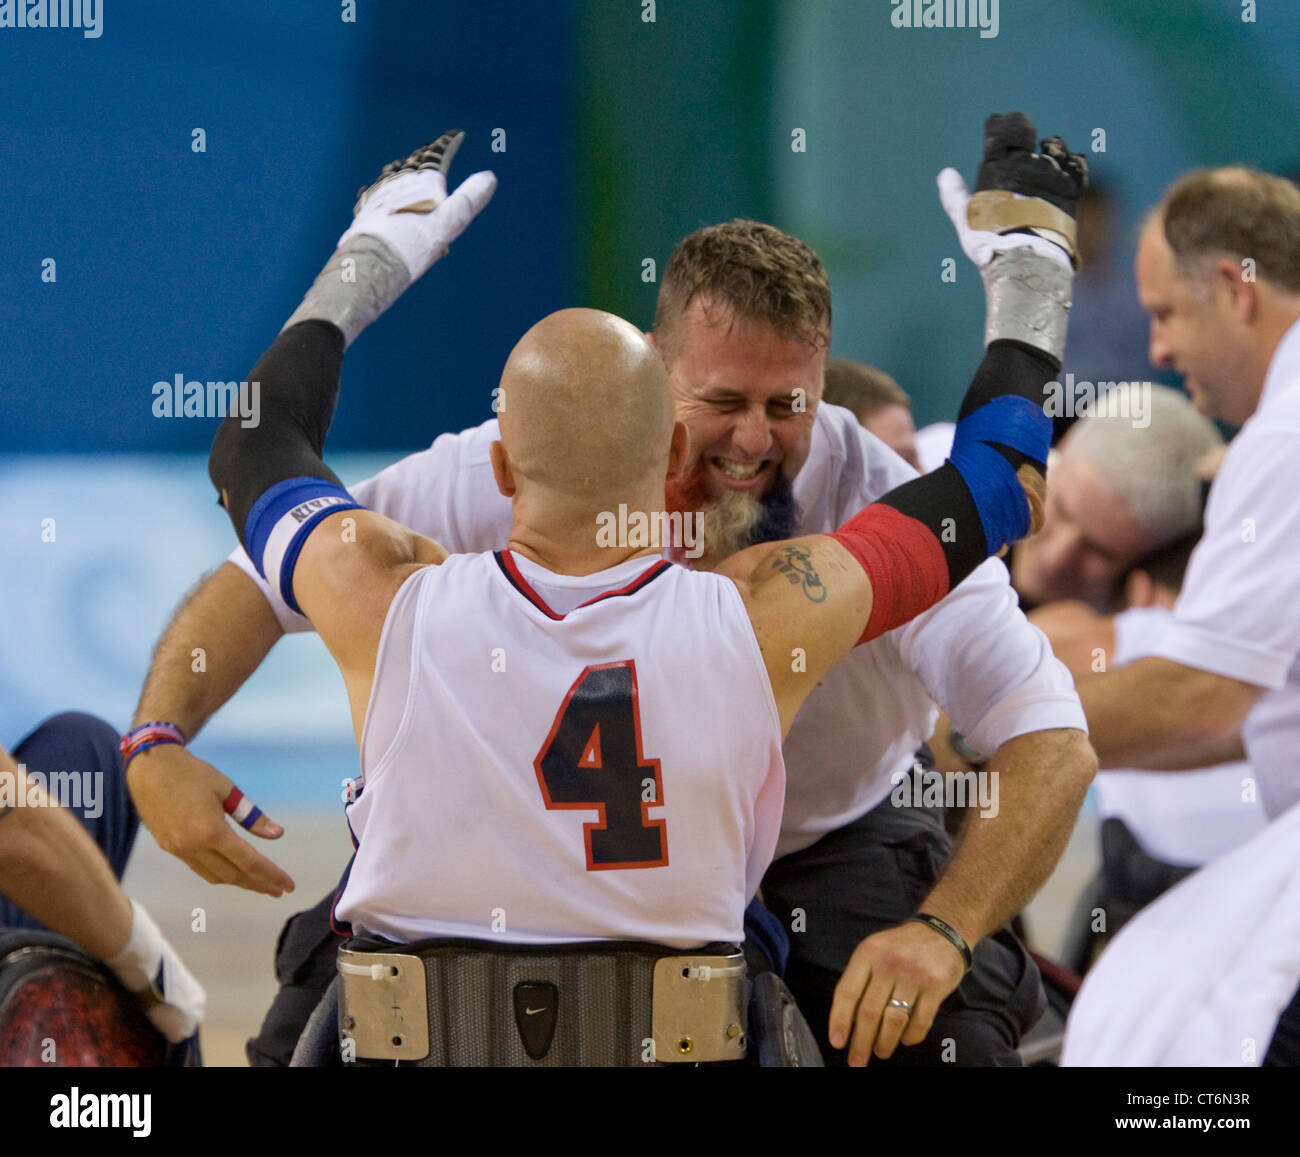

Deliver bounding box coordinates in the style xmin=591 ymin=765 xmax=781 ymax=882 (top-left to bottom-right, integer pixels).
xmin=760 ymin=773 xmax=1046 ymax=1067
xmin=0 ymin=711 xmax=137 ymax=928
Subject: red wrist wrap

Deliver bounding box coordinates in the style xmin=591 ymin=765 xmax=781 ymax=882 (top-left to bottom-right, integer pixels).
xmin=828 ymin=505 xmax=950 ymax=644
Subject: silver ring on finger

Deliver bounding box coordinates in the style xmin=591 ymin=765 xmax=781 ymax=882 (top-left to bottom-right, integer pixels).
xmin=888 ymin=998 xmax=913 ymax=1016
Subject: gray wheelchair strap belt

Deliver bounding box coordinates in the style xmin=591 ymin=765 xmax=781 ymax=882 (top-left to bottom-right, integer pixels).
xmin=336 ymin=939 xmax=747 ymax=1066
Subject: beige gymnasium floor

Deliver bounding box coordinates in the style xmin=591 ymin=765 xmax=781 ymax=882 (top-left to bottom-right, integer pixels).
xmin=121 ymin=811 xmax=355 ymax=1067
xmin=122 ymin=803 xmax=1101 ymax=1066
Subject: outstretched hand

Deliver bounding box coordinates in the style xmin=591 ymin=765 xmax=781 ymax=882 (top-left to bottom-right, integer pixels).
xmin=339 ymin=129 xmax=497 ymax=283
xmin=126 ymin=743 xmax=294 ymax=898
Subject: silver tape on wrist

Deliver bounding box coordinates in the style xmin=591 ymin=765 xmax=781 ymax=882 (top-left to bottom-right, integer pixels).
xmin=980 ymin=246 xmax=1073 ymax=361
xmin=281 ymin=233 xmax=411 ymax=349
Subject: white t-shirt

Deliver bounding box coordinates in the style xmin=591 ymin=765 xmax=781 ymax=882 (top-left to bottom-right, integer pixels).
xmin=1094 ymin=606 xmax=1266 ymax=866
xmin=1062 ymin=793 xmax=1300 ymax=1067
xmin=230 ymin=402 xmax=1086 ymax=858
xmin=336 ymin=552 xmax=784 ymax=947
xmin=1152 ymin=319 xmax=1300 ymax=819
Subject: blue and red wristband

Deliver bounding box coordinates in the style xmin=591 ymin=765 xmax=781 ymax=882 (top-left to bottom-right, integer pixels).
xmin=122 ymin=722 xmax=266 ymax=831
xmin=120 ymin=721 xmax=187 ymax=770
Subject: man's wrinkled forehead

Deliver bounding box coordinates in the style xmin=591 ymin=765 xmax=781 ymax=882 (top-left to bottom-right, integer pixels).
xmin=660 ymin=303 xmax=825 ymax=394
xmin=664 ymin=291 xmax=825 ymax=350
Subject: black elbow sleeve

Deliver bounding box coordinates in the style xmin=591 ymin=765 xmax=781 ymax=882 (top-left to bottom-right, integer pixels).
xmin=209 ymin=320 xmax=346 ymax=548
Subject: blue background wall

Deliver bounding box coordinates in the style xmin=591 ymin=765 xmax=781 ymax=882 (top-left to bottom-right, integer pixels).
xmin=1 ymin=0 xmax=575 ymax=453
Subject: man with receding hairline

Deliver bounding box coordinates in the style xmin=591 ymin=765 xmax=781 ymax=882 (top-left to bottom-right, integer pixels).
xmin=1078 ymin=167 xmax=1300 ymax=803
xmin=1064 ymin=166 xmax=1300 ymax=1065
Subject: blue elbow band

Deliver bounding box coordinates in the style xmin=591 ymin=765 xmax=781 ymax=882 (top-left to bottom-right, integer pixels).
xmin=244 ymin=476 xmax=363 ymax=614
xmin=949 ymin=397 xmax=1050 ymax=553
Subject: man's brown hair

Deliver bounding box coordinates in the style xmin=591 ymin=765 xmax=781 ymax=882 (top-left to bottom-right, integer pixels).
xmin=653 ymin=219 xmax=832 ymax=355
xmin=1155 ymin=166 xmax=1300 ymax=293
xmin=822 ymin=360 xmax=910 ymax=421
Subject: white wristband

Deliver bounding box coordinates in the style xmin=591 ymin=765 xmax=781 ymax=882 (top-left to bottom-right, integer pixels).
xmin=105 ymin=897 xmax=164 ymax=994
xmin=106 ymin=898 xmax=206 ymax=1044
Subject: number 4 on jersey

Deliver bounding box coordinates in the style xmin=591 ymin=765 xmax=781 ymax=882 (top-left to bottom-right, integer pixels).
xmin=534 ymin=661 xmax=668 ymax=870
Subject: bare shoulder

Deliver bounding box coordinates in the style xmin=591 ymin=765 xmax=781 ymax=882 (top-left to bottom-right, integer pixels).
xmin=294 ymin=508 xmax=448 ymax=653
xmin=716 ymin=534 xmax=871 ymax=735
xmin=1027 ymin=599 xmax=1106 ymax=638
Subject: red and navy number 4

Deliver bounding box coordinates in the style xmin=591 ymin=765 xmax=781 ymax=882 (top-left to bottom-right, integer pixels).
xmin=533 ymin=660 xmax=669 ymax=870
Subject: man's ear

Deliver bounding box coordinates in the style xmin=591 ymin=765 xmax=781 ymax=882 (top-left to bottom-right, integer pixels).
xmin=1216 ymin=256 xmax=1257 ymax=324
xmin=489 ymin=440 xmax=516 ymax=499
xmin=666 ymin=420 xmax=691 ymax=479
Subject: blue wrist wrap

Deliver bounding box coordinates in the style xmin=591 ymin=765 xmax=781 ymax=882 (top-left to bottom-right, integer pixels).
xmin=948 ymin=396 xmax=1050 ymax=553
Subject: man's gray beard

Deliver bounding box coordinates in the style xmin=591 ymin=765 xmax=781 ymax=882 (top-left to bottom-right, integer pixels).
xmin=691 ymin=488 xmax=764 ymax=570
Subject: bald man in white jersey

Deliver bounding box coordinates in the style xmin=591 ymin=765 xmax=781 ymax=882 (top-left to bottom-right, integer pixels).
xmin=206 ymin=131 xmax=1082 ymax=1066
xmin=136 ymin=116 xmax=1097 ymax=1067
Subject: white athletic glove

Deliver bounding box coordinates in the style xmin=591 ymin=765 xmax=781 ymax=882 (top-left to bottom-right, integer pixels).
xmin=338 ymin=130 xmax=497 ymax=284
xmin=937 ymin=168 xmax=1072 ymax=272
xmin=940 ymin=114 xmax=1086 ymax=360
xmin=105 ymin=898 xmax=206 ymax=1045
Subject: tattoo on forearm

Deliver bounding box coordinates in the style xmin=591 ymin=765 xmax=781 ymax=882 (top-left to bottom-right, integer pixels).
xmin=772 ymin=544 xmax=828 ymax=603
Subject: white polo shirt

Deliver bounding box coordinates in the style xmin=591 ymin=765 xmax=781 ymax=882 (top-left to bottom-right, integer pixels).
xmin=1152 ymin=319 xmax=1300 ymax=820
xmin=1096 ymin=605 xmax=1266 ymax=865
xmin=229 ymin=403 xmax=1087 ymax=859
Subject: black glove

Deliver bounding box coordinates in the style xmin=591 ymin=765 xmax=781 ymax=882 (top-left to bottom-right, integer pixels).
xmin=975 ymin=112 xmax=1088 ymax=219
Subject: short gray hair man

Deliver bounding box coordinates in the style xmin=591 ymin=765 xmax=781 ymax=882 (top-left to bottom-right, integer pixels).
xmin=1012 ymin=383 xmax=1221 ymax=608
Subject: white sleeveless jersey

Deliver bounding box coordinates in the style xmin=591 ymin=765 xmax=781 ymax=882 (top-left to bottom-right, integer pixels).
xmin=334 ymin=550 xmax=785 ymax=949
xmin=231 ymin=409 xmax=1085 ymax=861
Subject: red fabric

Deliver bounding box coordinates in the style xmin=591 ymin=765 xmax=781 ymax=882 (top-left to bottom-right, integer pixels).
xmin=828 ymin=504 xmax=950 ymax=644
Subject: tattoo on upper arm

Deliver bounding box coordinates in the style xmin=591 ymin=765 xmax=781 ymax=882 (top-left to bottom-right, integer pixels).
xmin=771 ymin=544 xmax=827 ymax=603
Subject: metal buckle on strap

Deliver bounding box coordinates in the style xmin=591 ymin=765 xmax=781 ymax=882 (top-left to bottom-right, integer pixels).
xmin=337 ymin=949 xmax=429 ymax=1062
xmin=652 ymin=952 xmax=747 ymax=1063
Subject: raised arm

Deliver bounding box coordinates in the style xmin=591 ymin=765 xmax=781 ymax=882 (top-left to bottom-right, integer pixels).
xmin=727 ymin=114 xmax=1086 ymax=734
xmin=739 ymin=114 xmax=1090 ymax=1066
xmin=209 ymin=135 xmax=495 ymax=741
xmin=129 ymin=131 xmax=496 ymax=895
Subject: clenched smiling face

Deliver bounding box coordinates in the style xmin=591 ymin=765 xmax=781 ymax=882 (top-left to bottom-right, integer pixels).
xmin=655 ymin=297 xmax=825 ymax=507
